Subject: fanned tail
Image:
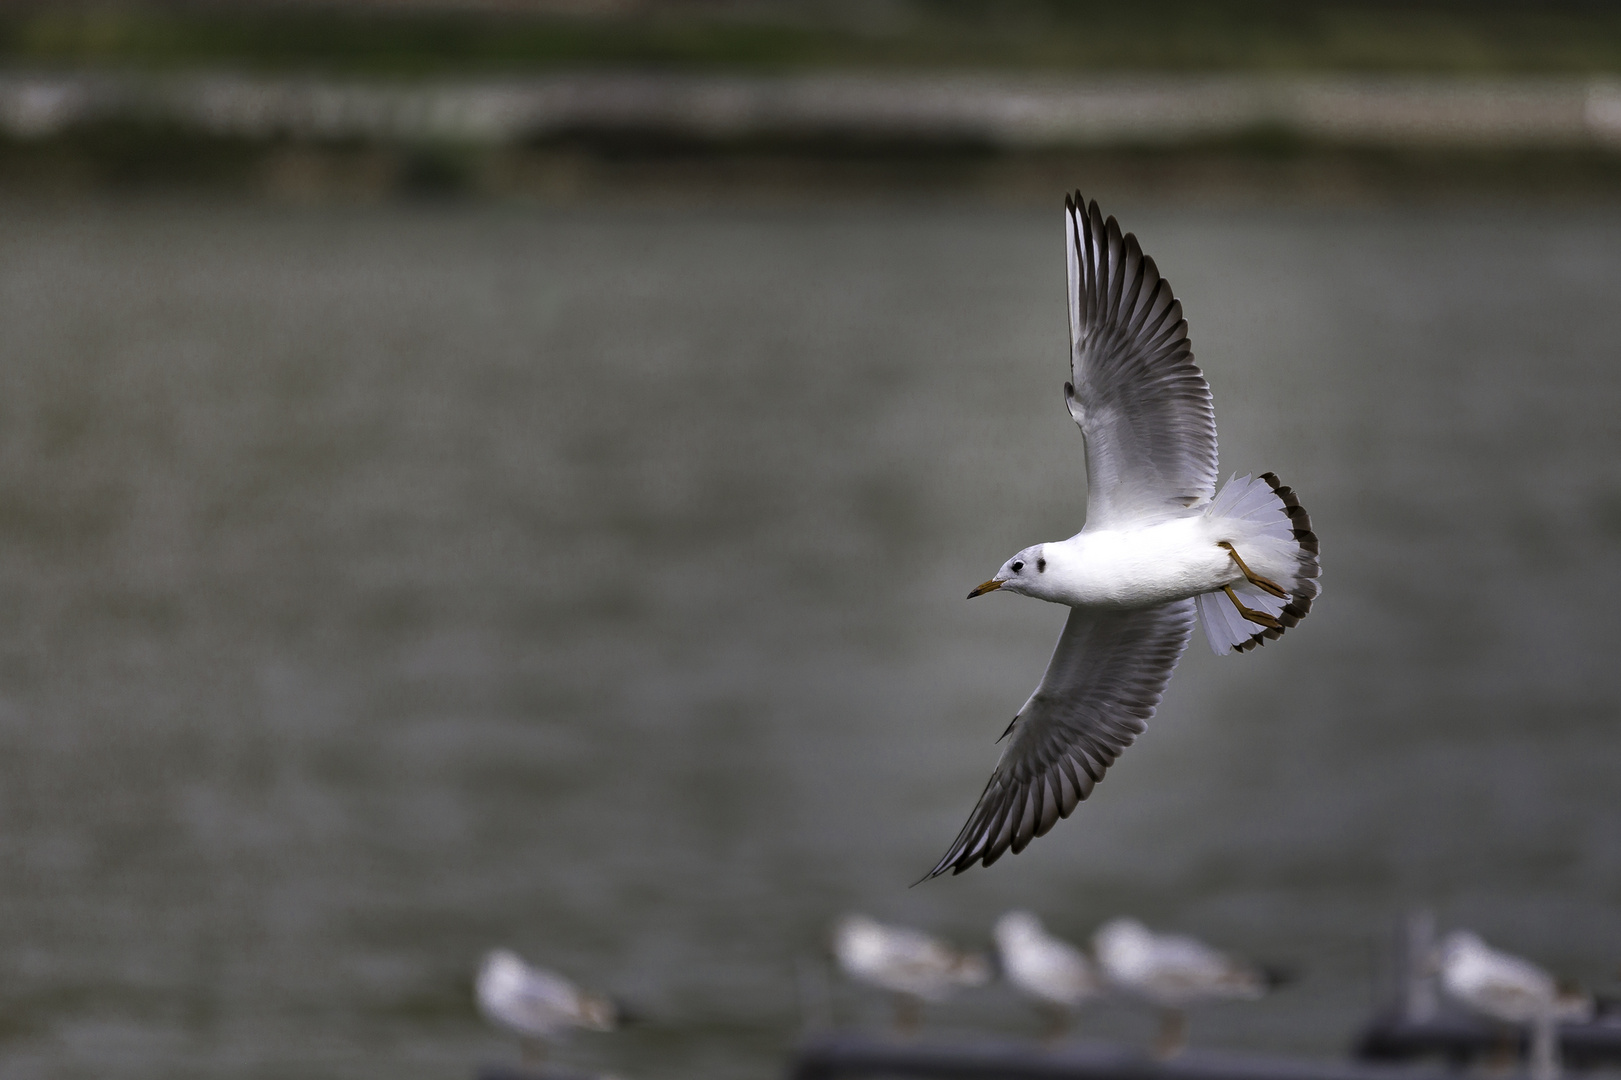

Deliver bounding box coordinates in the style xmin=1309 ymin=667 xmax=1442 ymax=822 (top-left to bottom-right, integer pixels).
xmin=1199 ymin=472 xmax=1320 ymax=656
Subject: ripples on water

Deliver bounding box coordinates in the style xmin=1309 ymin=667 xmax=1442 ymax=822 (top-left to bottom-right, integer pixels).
xmin=0 ymin=198 xmax=1617 ymax=1079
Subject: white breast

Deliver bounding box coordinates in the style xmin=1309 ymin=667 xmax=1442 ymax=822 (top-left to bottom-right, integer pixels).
xmin=1047 ymin=517 xmax=1236 ymax=608
xmin=833 ymin=915 xmax=990 ymax=1001
xmin=995 ymin=911 xmax=1098 ymax=1008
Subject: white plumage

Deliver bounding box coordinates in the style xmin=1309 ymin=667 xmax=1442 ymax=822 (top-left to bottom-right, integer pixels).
xmin=1438 ymin=930 xmax=1592 ymax=1080
xmin=995 ymin=911 xmax=1100 ymax=1009
xmin=994 ymin=911 xmax=1100 ymax=1039
xmin=476 ymin=949 xmax=619 ymax=1048
xmin=1439 ymin=931 xmax=1590 ymax=1024
xmin=1093 ymin=917 xmax=1274 ymax=1057
xmin=929 ymin=194 xmax=1320 ymax=878
xmin=833 ymin=914 xmax=989 ymax=1031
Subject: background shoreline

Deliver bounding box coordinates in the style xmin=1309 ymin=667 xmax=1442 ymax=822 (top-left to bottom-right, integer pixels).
xmin=3 ymin=71 xmax=1621 ymax=202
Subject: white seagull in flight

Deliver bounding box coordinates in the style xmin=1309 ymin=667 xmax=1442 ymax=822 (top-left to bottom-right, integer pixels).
xmin=927 ymin=194 xmax=1321 ymax=878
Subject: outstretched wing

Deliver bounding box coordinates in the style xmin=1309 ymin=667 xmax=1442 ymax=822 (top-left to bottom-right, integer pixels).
xmin=1066 ymin=194 xmax=1218 ymax=528
xmin=926 ymin=600 xmax=1194 ymax=878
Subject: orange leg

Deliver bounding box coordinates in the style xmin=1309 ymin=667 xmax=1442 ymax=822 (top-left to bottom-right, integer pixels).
xmin=1224 ymin=585 xmax=1283 ymax=630
xmin=1153 ymin=1008 xmax=1188 ymax=1060
xmin=1218 ymin=541 xmax=1288 ymax=599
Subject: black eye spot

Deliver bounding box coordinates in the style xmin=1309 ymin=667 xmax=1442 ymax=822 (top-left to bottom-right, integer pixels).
xmin=1037 ymin=557 xmax=1046 ymax=572
xmin=1010 ymin=560 xmax=1024 ymax=572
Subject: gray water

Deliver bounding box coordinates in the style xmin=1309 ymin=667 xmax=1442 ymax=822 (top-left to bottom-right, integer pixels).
xmin=0 ymin=196 xmax=1618 ymax=1080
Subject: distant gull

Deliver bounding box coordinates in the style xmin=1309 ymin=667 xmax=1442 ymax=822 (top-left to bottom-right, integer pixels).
xmin=833 ymin=914 xmax=990 ymax=1033
xmin=476 ymin=949 xmax=625 ymax=1063
xmin=928 ymin=194 xmax=1320 ymax=878
xmin=993 ymin=910 xmax=1102 ymax=1040
xmin=1438 ymin=930 xmax=1593 ymax=1080
xmin=1093 ymin=917 xmax=1282 ymax=1058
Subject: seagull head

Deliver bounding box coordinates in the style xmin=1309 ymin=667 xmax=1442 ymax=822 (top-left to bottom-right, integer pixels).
xmin=1436 ymin=929 xmax=1486 ymax=974
xmin=993 ymin=909 xmax=1047 ymax=952
xmin=969 ymin=546 xmax=1048 ymax=599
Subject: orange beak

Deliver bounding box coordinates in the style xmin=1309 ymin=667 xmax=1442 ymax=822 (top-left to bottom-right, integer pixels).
xmin=967 ymin=579 xmax=1003 ymax=599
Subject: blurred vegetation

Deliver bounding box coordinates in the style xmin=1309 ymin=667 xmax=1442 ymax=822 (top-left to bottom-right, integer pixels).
xmin=5 ymin=2 xmax=1621 ymax=200
xmin=2 ymin=1 xmax=1621 ymax=76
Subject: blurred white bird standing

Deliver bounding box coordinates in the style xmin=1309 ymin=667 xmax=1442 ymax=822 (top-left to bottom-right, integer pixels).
xmin=833 ymin=914 xmax=990 ymax=1033
xmin=929 ymin=194 xmax=1320 ymax=878
xmin=994 ymin=910 xmax=1102 ymax=1040
xmin=1438 ymin=931 xmax=1593 ymax=1080
xmin=476 ymin=949 xmax=621 ymax=1062
xmin=1094 ymin=917 xmax=1278 ymax=1058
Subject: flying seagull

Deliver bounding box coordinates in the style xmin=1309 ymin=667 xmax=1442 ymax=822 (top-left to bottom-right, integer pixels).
xmin=926 ymin=194 xmax=1321 ymax=878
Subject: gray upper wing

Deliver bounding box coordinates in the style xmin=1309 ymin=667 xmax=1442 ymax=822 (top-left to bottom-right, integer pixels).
xmin=925 ymin=599 xmax=1195 ymax=878
xmin=1066 ymin=194 xmax=1218 ymax=528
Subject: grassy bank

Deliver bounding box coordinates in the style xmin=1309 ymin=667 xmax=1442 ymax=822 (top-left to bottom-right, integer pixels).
xmin=3 ymin=2 xmax=1621 ymax=78
xmin=5 ymin=2 xmax=1621 ymax=201
xmin=9 ymin=124 xmax=1621 ymax=204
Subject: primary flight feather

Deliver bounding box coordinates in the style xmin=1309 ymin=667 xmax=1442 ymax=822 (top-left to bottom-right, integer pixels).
xmin=927 ymin=194 xmax=1321 ymax=878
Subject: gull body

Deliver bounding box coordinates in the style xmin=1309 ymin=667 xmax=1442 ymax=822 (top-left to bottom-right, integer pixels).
xmin=833 ymin=914 xmax=990 ymax=1032
xmin=1439 ymin=931 xmax=1590 ymax=1025
xmin=476 ymin=949 xmax=619 ymax=1058
xmin=1094 ymin=917 xmax=1274 ymax=1058
xmin=996 ymin=515 xmax=1297 ymax=610
xmin=995 ymin=911 xmax=1100 ymax=1039
xmin=1438 ymin=931 xmax=1592 ymax=1080
xmin=929 ymin=194 xmax=1321 ymax=878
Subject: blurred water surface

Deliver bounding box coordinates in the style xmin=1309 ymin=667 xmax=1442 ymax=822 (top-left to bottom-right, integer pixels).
xmin=0 ymin=196 xmax=1617 ymax=1080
